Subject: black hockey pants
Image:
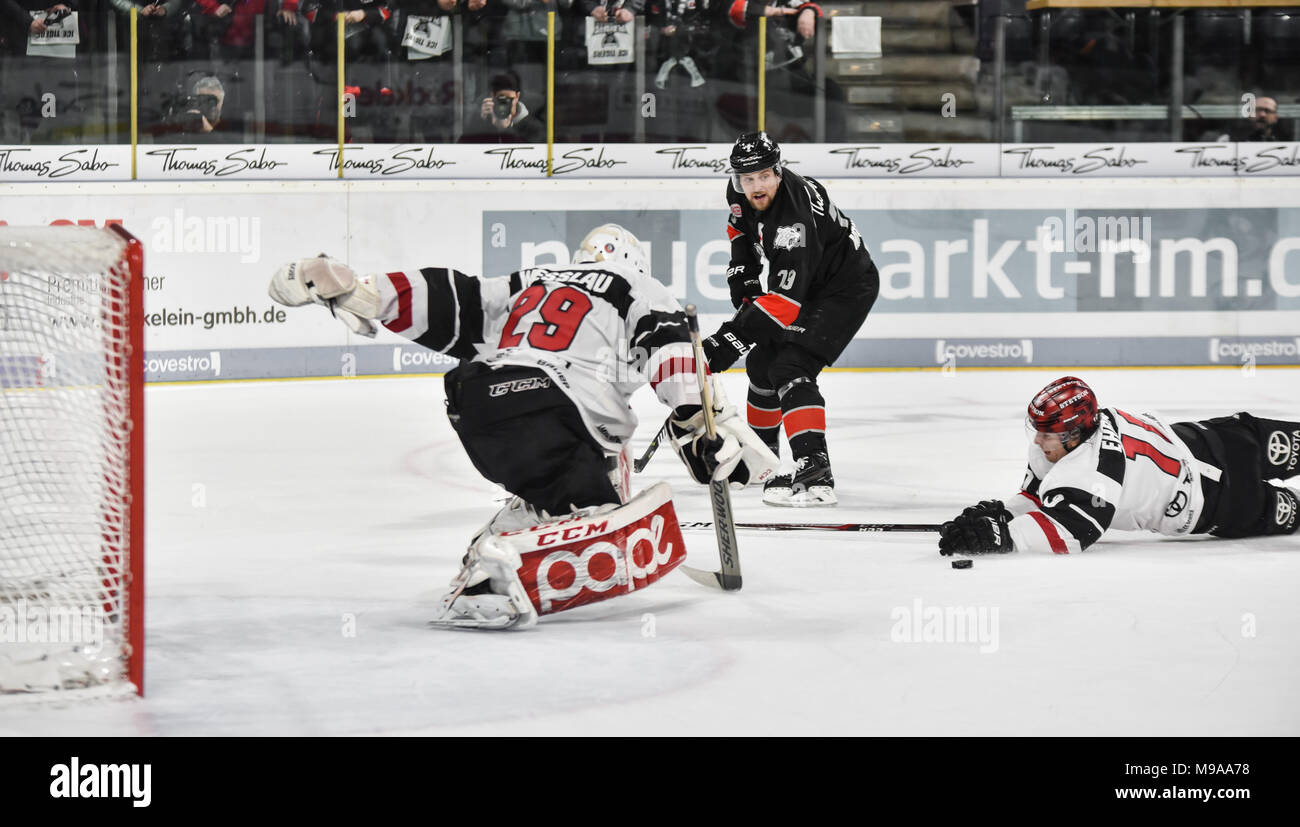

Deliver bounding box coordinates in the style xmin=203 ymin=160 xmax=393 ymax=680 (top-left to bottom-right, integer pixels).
xmin=1173 ymin=413 xmax=1300 ymax=538
xmin=444 ymin=362 xmax=620 ymax=516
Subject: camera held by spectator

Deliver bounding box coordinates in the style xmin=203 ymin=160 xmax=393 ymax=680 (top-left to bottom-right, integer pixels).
xmin=466 ymin=70 xmax=546 ymax=143
xmin=167 ymin=76 xmax=227 ymax=135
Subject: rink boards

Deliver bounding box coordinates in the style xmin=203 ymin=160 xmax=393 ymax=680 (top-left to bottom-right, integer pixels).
xmin=1 ymin=176 xmax=1298 ymax=381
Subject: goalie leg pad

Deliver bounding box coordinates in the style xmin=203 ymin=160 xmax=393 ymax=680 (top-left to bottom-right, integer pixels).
xmin=505 ymin=482 xmax=687 ymax=616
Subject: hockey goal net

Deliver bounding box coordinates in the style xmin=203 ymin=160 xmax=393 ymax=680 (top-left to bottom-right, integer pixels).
xmin=0 ymin=225 xmax=144 ymax=697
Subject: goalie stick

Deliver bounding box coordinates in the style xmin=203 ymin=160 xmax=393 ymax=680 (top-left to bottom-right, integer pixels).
xmin=680 ymin=521 xmax=942 ymax=533
xmin=678 ymin=305 xmax=743 ymax=592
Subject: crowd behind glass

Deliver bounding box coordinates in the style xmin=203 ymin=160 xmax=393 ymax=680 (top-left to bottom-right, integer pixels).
xmin=1 ymin=0 xmax=1295 ymax=145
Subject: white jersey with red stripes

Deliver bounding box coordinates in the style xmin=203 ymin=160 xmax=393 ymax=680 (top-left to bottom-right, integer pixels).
xmin=1007 ymin=408 xmax=1207 ymax=554
xmin=374 ymin=260 xmax=699 ymax=455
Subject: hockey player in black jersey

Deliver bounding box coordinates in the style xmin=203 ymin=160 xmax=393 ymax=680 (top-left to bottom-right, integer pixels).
xmin=268 ymin=225 xmax=778 ymax=630
xmin=701 ymin=131 xmax=880 ymax=506
xmin=939 ymin=376 xmax=1300 ymax=557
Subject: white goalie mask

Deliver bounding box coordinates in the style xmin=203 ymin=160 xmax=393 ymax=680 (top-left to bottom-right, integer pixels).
xmin=573 ymin=223 xmax=649 ymax=279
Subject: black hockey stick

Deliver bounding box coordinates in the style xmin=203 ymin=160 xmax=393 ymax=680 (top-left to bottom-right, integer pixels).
xmin=680 ymin=521 xmax=943 ymax=533
xmin=678 ymin=306 xmax=743 ymax=592
xmin=633 ymin=418 xmax=670 ymax=473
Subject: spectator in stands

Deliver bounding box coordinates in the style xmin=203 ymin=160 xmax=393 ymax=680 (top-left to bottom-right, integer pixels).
xmin=108 ymin=0 xmax=189 ymax=131
xmin=457 ymin=0 xmax=507 ymax=76
xmin=649 ymin=0 xmax=720 ymax=90
xmin=726 ymin=0 xmax=818 ymax=70
xmin=110 ymin=0 xmax=186 ymax=63
xmin=302 ymin=0 xmax=394 ymax=138
xmin=586 ymin=0 xmax=635 ymax=24
xmin=462 ymin=68 xmax=546 ymax=142
xmin=645 ymin=0 xmax=725 ymax=141
xmin=0 ymin=1 xmax=85 ymax=142
xmin=565 ymin=0 xmax=643 ymax=140
xmin=308 ymin=0 xmax=392 ymax=63
xmin=501 ymin=0 xmax=567 ymax=88
xmin=1235 ymin=95 xmax=1293 ymax=142
xmin=194 ymin=0 xmax=303 ymax=62
xmin=1 ymin=1 xmax=73 ymax=55
xmin=159 ymin=74 xmax=239 ymax=140
xmin=387 ymin=0 xmax=461 ymax=142
xmin=724 ymin=1 xmax=844 ymax=141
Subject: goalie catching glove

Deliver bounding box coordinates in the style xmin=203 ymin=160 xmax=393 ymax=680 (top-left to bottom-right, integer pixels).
xmin=269 ymin=256 xmax=383 ymax=338
xmin=668 ymin=381 xmax=779 ymax=487
xmin=938 ymin=500 xmax=1015 ymax=556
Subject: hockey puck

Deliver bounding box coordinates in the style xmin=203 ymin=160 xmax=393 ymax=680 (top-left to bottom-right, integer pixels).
xmin=951 ymin=559 xmax=973 ymax=570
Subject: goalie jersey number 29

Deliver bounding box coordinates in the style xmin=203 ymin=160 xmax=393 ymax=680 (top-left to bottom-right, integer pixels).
xmin=381 ymin=261 xmax=696 ymax=454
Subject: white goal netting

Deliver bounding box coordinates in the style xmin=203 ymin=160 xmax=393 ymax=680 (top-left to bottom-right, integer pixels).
xmin=0 ymin=226 xmax=143 ymax=697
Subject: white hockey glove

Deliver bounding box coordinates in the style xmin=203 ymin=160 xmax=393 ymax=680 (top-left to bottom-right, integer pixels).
xmin=269 ymin=256 xmax=382 ymax=338
xmin=668 ymin=381 xmax=779 ymax=487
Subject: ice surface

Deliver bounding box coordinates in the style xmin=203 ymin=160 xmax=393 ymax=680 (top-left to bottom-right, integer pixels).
xmin=3 ymin=368 xmax=1297 ymax=735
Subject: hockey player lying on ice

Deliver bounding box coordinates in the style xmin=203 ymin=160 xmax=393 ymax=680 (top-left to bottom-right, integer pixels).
xmin=269 ymin=224 xmax=778 ymax=629
xmin=939 ymin=376 xmax=1300 ymax=557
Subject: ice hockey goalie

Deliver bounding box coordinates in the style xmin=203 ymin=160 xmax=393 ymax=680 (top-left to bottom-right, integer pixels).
xmin=269 ymin=224 xmax=778 ymax=628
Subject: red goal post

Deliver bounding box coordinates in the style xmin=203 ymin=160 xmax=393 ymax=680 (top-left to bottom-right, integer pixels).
xmin=0 ymin=224 xmax=144 ymax=698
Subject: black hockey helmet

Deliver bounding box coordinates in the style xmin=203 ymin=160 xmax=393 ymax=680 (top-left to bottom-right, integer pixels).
xmin=729 ymin=131 xmax=782 ymax=187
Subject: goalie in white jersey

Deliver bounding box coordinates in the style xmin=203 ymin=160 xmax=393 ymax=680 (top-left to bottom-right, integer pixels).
xmin=269 ymin=224 xmax=777 ymax=629
xmin=939 ymin=376 xmax=1300 ymax=556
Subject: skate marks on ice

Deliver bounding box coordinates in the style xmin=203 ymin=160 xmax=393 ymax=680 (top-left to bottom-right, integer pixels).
xmin=6 ymin=370 xmax=1296 ymax=735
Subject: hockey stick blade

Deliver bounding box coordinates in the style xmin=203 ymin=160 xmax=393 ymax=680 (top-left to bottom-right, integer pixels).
xmin=680 ymin=521 xmax=942 ymax=533
xmin=679 ymin=563 xmax=743 ymax=591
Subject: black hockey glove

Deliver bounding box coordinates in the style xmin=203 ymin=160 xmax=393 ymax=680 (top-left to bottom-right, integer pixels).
xmin=728 ymin=271 xmax=763 ymax=310
xmin=938 ymin=500 xmax=1014 ymax=556
xmin=667 ymin=405 xmax=727 ymax=484
xmin=701 ymin=322 xmax=752 ymax=372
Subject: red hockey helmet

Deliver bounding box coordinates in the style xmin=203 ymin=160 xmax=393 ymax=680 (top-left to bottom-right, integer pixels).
xmin=1027 ymin=376 xmax=1099 ymax=440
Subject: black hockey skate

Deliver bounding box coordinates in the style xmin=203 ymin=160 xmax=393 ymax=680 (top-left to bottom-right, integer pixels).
xmin=762 ymin=452 xmax=836 ymax=507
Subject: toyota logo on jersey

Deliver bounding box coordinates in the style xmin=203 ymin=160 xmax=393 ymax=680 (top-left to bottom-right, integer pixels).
xmin=1267 ymin=430 xmax=1300 ymax=472
xmin=1268 ymin=431 xmax=1291 ymax=465
xmin=1277 ymin=492 xmax=1296 ymax=530
xmin=1164 ymin=489 xmax=1188 ymax=517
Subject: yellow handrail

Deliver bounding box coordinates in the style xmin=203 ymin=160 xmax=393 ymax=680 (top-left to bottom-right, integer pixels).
xmin=757 ymin=16 xmax=766 ymax=132
xmin=337 ymin=14 xmax=345 ymax=179
xmin=130 ymin=7 xmax=138 ymax=180
xmin=547 ymin=11 xmax=555 ymax=177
